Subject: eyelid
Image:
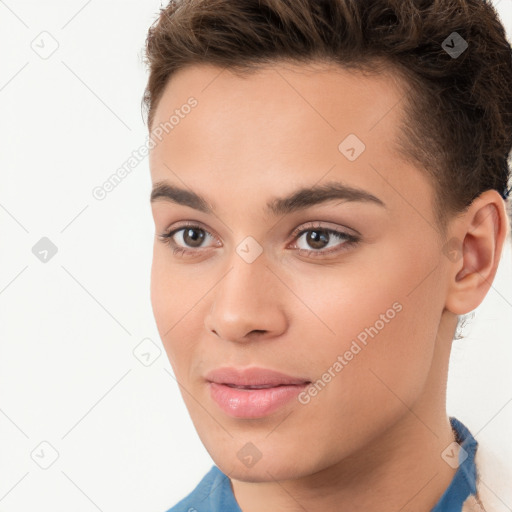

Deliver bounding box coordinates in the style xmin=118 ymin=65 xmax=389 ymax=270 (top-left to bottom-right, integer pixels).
xmin=158 ymin=221 xmax=219 ymax=254
xmin=165 ymin=220 xmax=216 ymax=238
xmin=287 ymin=224 xmax=359 ymax=256
xmin=289 ymin=220 xmax=360 ymax=240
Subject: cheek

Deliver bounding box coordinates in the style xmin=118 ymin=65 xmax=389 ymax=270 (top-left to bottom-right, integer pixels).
xmin=289 ymin=245 xmax=442 ymax=409
xmin=150 ymin=246 xmax=202 ymax=372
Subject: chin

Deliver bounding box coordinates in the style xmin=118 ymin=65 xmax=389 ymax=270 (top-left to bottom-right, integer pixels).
xmin=218 ymin=459 xmax=306 ymax=483
xmin=206 ymin=439 xmax=321 ymax=483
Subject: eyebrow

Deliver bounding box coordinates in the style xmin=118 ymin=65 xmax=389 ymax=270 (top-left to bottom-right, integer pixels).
xmin=150 ymin=180 xmax=386 ymax=215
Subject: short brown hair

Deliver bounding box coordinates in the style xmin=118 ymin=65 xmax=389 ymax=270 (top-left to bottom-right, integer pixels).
xmin=142 ymin=0 xmax=512 ymax=233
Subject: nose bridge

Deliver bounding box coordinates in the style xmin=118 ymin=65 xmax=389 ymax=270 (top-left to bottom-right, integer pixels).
xmin=205 ymin=250 xmax=286 ymax=341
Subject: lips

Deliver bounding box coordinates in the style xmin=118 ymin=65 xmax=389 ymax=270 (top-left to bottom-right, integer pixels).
xmin=204 ymin=366 xmax=311 ymax=387
xmin=204 ymin=367 xmax=312 ymax=418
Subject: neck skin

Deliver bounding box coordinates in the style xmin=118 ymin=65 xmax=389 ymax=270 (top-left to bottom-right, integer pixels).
xmin=230 ymin=311 xmax=459 ymax=512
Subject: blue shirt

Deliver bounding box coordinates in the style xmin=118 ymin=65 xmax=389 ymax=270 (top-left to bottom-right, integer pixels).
xmin=165 ymin=416 xmax=478 ymax=512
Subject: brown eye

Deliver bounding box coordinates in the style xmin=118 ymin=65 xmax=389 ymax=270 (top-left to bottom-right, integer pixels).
xmin=158 ymin=223 xmax=218 ymax=255
xmin=291 ymin=224 xmax=359 ymax=258
xmin=305 ymin=230 xmax=330 ymax=249
xmin=182 ymin=227 xmax=206 ymax=247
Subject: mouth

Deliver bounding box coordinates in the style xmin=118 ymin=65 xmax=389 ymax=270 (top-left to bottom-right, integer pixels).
xmin=204 ymin=366 xmax=311 ymax=418
xmin=221 ymin=383 xmax=308 ymax=390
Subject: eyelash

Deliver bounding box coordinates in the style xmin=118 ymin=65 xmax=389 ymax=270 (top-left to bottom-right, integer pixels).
xmin=157 ymin=221 xmax=360 ymax=259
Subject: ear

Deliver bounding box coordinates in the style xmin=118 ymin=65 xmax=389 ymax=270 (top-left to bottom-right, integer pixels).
xmin=444 ymin=189 xmax=509 ymax=315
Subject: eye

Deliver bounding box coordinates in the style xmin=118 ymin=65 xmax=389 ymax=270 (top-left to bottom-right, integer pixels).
xmin=157 ymin=222 xmax=218 ymax=257
xmin=289 ymin=223 xmax=359 ymax=257
xmin=157 ymin=221 xmax=360 ymax=259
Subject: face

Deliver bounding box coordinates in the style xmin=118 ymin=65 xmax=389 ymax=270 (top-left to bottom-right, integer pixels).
xmin=149 ymin=61 xmax=453 ymax=482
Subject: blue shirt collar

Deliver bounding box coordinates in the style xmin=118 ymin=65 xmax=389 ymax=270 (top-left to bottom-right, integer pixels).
xmin=431 ymin=416 xmax=478 ymax=511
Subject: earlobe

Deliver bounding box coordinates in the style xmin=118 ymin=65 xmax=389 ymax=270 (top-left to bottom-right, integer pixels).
xmin=444 ymin=190 xmax=507 ymax=315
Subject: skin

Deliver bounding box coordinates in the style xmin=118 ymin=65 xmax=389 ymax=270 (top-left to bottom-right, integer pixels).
xmin=148 ymin=61 xmax=508 ymax=512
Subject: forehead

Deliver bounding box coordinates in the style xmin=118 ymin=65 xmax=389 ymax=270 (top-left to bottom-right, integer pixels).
xmin=148 ymin=61 xmax=433 ymax=223
xmin=150 ymin=60 xmax=408 ymax=137
xmin=149 ymin=60 xmax=410 ymax=165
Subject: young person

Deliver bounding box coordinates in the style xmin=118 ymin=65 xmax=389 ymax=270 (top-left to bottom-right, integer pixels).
xmin=142 ymin=1 xmax=512 ymax=510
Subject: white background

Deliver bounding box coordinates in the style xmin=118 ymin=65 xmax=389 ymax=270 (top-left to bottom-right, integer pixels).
xmin=1 ymin=1 xmax=511 ymax=510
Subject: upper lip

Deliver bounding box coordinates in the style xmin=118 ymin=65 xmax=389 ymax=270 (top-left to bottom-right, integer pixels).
xmin=205 ymin=367 xmax=311 ymax=387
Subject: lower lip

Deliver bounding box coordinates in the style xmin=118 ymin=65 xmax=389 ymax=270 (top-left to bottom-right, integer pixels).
xmin=208 ymin=382 xmax=309 ymax=418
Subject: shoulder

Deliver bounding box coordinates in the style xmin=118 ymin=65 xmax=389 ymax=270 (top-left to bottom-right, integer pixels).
xmin=471 ymin=434 xmax=512 ymax=512
xmin=164 ymin=465 xmax=237 ymax=512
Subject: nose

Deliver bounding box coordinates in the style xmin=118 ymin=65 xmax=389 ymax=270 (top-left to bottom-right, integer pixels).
xmin=204 ymin=255 xmax=288 ymax=343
